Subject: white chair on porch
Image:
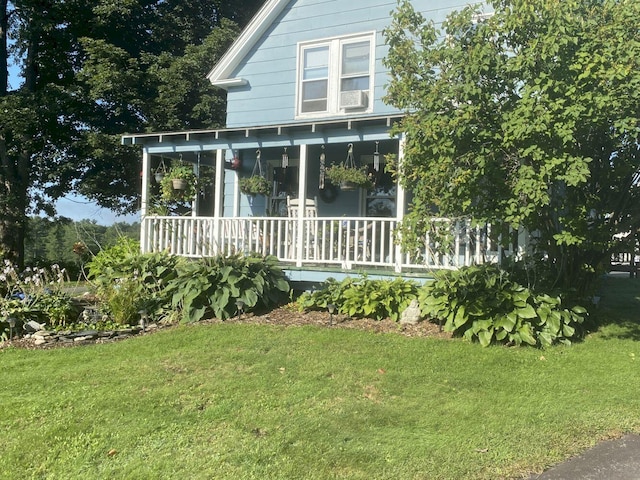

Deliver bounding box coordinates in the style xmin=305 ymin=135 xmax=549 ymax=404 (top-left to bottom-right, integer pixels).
xmin=287 ymin=196 xmax=318 ymax=260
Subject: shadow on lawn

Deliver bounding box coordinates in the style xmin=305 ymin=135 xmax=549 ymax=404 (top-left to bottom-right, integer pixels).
xmin=591 ymin=274 xmax=640 ymax=342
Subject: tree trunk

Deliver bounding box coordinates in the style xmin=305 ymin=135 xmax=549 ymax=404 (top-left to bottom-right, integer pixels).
xmin=0 ymin=1 xmax=35 ymax=268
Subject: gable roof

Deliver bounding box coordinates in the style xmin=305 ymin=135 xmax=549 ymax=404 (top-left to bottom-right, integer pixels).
xmin=207 ymin=0 xmax=291 ymax=88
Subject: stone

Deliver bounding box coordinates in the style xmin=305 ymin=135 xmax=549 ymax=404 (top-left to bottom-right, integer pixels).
xmin=400 ymin=299 xmax=422 ymax=325
xmin=24 ymin=320 xmax=45 ymax=333
xmin=34 ymin=339 xmax=47 ymax=346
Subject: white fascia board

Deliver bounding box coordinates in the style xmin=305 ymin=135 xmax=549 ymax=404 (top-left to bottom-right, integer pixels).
xmin=207 ymin=0 xmax=290 ymax=85
xmin=209 ymin=78 xmax=248 ymax=89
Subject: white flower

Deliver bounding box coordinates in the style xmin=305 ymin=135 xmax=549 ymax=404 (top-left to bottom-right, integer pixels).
xmin=0 ymin=274 xmax=5 ymax=282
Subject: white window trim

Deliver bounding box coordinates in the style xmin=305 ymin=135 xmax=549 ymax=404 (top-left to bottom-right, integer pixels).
xmin=295 ymin=31 xmax=376 ymax=120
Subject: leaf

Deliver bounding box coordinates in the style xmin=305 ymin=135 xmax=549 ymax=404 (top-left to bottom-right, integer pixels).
xmin=453 ymin=304 xmax=467 ymax=328
xmin=478 ymin=329 xmax=493 ymax=347
xmin=518 ymin=324 xmax=537 ymax=346
xmin=516 ymin=304 xmax=537 ymax=319
xmin=495 ymin=313 xmax=517 ymax=332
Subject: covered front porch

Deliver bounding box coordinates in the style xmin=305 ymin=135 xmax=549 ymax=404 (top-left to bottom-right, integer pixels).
xmin=124 ymin=115 xmax=517 ymax=280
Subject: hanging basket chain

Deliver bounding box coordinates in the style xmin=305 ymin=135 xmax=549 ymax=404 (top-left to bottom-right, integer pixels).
xmin=252 ymin=149 xmax=264 ymax=177
xmin=343 ymin=143 xmax=356 ymax=169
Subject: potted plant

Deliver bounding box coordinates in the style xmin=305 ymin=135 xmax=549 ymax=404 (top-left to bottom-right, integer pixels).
xmin=239 ymin=175 xmax=271 ymax=196
xmin=160 ymin=165 xmax=197 ymax=201
xmin=325 ymin=164 xmax=373 ymax=191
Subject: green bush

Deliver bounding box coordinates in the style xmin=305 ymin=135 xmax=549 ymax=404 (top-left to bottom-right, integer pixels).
xmin=167 ymin=254 xmax=290 ymax=322
xmin=297 ymin=276 xmax=418 ymax=321
xmin=87 ymin=237 xmax=182 ymax=324
xmin=419 ymin=264 xmax=587 ymax=347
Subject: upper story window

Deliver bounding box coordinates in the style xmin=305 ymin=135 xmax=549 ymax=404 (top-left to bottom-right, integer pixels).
xmin=297 ymin=32 xmax=375 ymax=118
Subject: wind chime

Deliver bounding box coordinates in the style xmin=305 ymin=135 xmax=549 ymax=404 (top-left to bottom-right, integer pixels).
xmin=281 ymin=147 xmax=289 ymax=168
xmin=319 ymin=145 xmax=326 ymax=189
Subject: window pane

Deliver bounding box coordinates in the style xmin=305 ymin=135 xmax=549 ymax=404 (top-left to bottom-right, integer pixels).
xmin=303 ymin=80 xmax=328 ymax=101
xmin=304 ymin=47 xmax=328 ymax=80
xmin=301 ymin=99 xmax=328 ymax=113
xmin=341 ymin=76 xmax=369 ymax=92
xmin=342 ymin=41 xmax=370 ymax=76
xmin=302 ymin=79 xmax=328 ymax=112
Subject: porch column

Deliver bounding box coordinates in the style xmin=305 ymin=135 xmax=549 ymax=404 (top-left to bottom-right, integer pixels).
xmin=139 ymin=149 xmax=151 ymax=253
xmin=295 ymin=143 xmax=309 ymax=267
xmin=394 ymin=135 xmax=406 ymax=273
xmin=213 ymin=149 xmax=225 ymax=255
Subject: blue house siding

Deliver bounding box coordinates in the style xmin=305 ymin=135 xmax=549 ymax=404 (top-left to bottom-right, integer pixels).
xmin=225 ymin=0 xmax=476 ymax=128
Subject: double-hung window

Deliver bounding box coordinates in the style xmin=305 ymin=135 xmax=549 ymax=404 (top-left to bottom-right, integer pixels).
xmin=297 ymin=32 xmax=374 ymax=117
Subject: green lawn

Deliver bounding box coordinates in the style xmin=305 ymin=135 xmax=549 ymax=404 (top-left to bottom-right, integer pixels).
xmin=1 ymin=275 xmax=639 ymax=479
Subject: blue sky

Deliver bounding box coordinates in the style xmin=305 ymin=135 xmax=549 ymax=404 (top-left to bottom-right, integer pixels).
xmin=54 ymin=195 xmax=140 ymax=225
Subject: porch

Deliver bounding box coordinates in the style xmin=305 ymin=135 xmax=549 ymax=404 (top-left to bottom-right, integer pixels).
xmin=125 ymin=116 xmax=518 ymax=282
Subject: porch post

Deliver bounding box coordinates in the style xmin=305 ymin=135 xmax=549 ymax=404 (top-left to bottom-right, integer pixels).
xmin=139 ymin=148 xmax=151 ymax=253
xmin=213 ymin=149 xmax=225 ymax=255
xmin=394 ymin=135 xmax=406 ymax=273
xmin=296 ymin=143 xmax=309 ymax=267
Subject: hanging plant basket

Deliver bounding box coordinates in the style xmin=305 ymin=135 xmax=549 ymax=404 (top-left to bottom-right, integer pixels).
xmin=172 ymin=178 xmax=188 ymax=190
xmin=325 ymin=164 xmax=373 ymax=191
xmin=160 ymin=165 xmax=197 ymax=201
xmin=154 ymin=157 xmax=168 ymax=184
xmin=324 ymin=143 xmax=373 ymax=191
xmin=239 ymin=149 xmax=270 ymax=197
xmin=239 ymin=175 xmax=271 ymax=196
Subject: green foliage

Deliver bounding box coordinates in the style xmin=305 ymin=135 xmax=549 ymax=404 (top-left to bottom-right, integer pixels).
xmin=239 ymin=175 xmax=271 ymax=196
xmin=298 ymin=276 xmax=418 ymax=321
xmin=159 ymin=165 xmax=198 ymax=201
xmin=167 ymin=254 xmax=290 ymax=322
xmin=0 ymin=261 xmax=75 ymax=336
xmin=24 ymin=217 xmax=140 ymax=279
xmin=419 ymin=265 xmax=587 ymax=347
xmin=384 ymin=0 xmax=640 ymax=292
xmin=87 ymin=237 xmax=181 ymax=324
xmin=0 ymin=0 xmax=259 ymax=263
xmin=325 ymin=165 xmax=373 ymax=190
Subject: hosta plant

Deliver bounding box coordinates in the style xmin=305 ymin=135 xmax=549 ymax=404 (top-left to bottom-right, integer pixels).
xmin=419 ymin=264 xmax=587 ymax=347
xmin=167 ymin=254 xmax=290 ymax=322
xmin=297 ymin=276 xmax=419 ymax=321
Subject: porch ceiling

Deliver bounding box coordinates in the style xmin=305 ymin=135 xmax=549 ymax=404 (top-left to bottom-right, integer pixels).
xmin=121 ymin=114 xmax=404 ymax=151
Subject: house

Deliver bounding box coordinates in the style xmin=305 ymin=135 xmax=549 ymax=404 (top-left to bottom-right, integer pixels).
xmin=122 ymin=0 xmax=513 ymax=284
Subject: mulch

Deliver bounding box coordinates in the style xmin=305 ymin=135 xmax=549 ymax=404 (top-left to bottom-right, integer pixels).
xmin=3 ymin=306 xmax=451 ymax=350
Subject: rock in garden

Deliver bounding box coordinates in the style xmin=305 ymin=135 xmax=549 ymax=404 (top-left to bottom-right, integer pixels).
xmin=24 ymin=320 xmax=45 ymax=333
xmin=400 ymin=299 xmax=422 ymax=325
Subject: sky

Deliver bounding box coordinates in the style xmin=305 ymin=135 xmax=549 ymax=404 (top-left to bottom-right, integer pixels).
xmin=54 ymin=195 xmax=140 ymax=225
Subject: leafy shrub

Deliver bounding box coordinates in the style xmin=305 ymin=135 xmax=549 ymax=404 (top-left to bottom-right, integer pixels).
xmin=419 ymin=264 xmax=587 ymax=347
xmin=297 ymin=276 xmax=419 ymax=321
xmin=167 ymin=254 xmax=290 ymax=322
xmin=87 ymin=237 xmax=182 ymax=324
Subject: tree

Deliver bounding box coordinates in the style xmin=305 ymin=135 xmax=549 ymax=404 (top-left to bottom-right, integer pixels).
xmin=1 ymin=0 xmax=263 ymax=266
xmin=384 ymin=0 xmax=640 ymax=292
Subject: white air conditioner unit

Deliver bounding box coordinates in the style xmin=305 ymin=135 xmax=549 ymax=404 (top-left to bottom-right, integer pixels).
xmin=339 ymin=90 xmax=367 ymax=109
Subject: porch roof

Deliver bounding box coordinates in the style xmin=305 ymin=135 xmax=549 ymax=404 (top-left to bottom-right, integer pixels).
xmin=121 ymin=114 xmax=404 ymax=152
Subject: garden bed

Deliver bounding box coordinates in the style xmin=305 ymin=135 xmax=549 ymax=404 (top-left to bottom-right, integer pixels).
xmin=3 ymin=306 xmax=449 ymax=350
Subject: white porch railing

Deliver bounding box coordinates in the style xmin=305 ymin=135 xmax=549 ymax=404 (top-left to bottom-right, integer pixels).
xmin=141 ymin=216 xmax=513 ymax=272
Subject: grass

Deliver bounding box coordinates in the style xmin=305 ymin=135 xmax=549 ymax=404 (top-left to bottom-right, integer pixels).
xmin=1 ymin=275 xmax=639 ymax=479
